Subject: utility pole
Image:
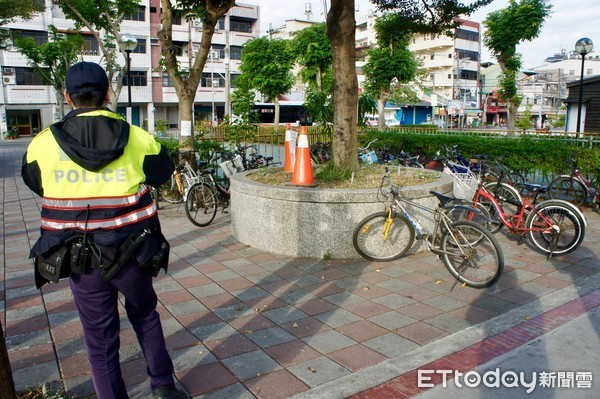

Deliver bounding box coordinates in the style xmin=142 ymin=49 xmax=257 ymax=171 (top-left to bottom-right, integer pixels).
xmin=224 ymin=21 xmax=231 ymax=119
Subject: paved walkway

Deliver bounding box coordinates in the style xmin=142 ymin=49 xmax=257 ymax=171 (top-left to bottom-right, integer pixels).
xmin=2 ymin=137 xmax=600 ymax=399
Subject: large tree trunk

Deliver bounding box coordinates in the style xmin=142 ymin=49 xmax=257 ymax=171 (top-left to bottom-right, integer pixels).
xmin=327 ymin=0 xmax=358 ymax=171
xmin=178 ymin=95 xmax=195 ymax=153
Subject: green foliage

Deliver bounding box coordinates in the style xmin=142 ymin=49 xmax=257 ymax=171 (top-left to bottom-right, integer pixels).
xmin=369 ymin=0 xmax=494 ymax=35
xmin=154 ymin=118 xmax=168 ymax=132
xmin=0 ymin=0 xmax=44 ymax=49
xmin=358 ymin=93 xmax=378 ymax=125
xmin=156 ymin=137 xmax=179 ymax=154
xmin=358 ymin=130 xmax=600 ymax=177
xmin=515 ymin=105 xmax=534 ymax=131
xmin=291 ymin=23 xmax=332 ymax=92
xmin=313 ymin=162 xmax=353 ymax=184
xmin=239 ymin=37 xmax=295 ymax=103
xmin=304 ymin=90 xmax=333 ymax=126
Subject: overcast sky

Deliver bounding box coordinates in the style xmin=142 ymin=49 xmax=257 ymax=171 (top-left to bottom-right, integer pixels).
xmin=254 ymin=0 xmax=600 ymax=69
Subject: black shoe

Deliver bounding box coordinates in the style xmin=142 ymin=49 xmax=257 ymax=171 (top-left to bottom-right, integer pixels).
xmin=152 ymin=385 xmax=188 ymax=399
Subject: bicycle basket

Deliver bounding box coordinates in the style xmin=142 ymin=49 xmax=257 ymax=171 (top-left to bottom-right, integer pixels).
xmin=360 ymin=150 xmax=378 ymax=164
xmin=445 ymin=167 xmax=479 ymax=201
xmin=220 ymin=160 xmax=236 ymax=178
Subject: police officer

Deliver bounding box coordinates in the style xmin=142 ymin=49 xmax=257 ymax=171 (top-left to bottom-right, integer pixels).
xmin=22 ymin=62 xmax=187 ymax=399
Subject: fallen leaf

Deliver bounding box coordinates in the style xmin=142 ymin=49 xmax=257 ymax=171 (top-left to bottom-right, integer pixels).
xmin=308 ymin=366 xmax=317 ymax=373
xmin=292 ymin=322 xmax=299 ymax=328
xmin=435 ymin=280 xmax=444 ymax=285
xmin=363 ymin=287 xmax=369 ymax=291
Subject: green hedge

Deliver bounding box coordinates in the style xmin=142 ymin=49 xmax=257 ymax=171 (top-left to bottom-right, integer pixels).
xmin=359 ymin=130 xmax=600 ymax=178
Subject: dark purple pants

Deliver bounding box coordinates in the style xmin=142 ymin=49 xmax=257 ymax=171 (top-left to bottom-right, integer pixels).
xmin=69 ymin=261 xmax=175 ymax=399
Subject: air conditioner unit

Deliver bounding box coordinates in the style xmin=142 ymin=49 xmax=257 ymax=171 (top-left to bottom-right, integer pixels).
xmin=191 ymin=50 xmax=198 ymax=57
xmin=212 ymin=80 xmax=220 ymax=88
xmin=3 ymin=67 xmax=15 ymax=75
xmin=192 ymin=19 xmax=202 ymax=28
xmin=3 ymin=75 xmax=16 ymax=85
xmin=56 ymin=33 xmax=67 ymax=39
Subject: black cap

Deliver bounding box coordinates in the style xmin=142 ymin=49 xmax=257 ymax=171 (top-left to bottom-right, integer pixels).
xmin=65 ymin=61 xmax=109 ymax=94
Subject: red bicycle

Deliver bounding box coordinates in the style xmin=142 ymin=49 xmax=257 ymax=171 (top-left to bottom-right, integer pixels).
xmin=547 ymin=154 xmax=600 ymax=208
xmin=469 ymin=180 xmax=587 ymax=258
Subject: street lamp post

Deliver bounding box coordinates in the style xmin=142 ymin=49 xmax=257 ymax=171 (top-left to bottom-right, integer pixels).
xmin=119 ymin=33 xmax=138 ymax=124
xmin=574 ymin=37 xmax=594 ymax=133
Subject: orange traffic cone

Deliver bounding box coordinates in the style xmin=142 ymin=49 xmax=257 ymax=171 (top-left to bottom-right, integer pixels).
xmin=292 ymin=126 xmax=315 ymax=186
xmin=284 ymin=123 xmax=295 ymax=172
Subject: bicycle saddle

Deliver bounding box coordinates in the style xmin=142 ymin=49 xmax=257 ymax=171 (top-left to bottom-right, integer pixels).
xmin=521 ymin=183 xmax=549 ymax=194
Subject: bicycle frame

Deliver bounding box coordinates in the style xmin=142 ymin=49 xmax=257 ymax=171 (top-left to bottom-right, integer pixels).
xmin=471 ymin=185 xmax=553 ymax=235
xmin=387 ymin=192 xmax=477 ymax=259
xmin=567 ymin=168 xmax=599 ymax=203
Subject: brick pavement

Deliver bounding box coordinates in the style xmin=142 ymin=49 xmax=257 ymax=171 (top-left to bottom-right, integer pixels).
xmin=2 ymin=137 xmax=600 ymax=399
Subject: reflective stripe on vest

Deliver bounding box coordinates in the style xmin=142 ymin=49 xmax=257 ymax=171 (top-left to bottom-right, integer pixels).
xmin=40 ymin=201 xmax=157 ymax=231
xmin=42 ymin=186 xmax=151 ymax=210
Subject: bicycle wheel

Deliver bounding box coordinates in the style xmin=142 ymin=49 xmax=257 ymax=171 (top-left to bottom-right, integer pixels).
xmin=481 ymin=182 xmax=522 ymax=234
xmin=159 ymin=174 xmax=184 ymax=203
xmin=525 ymin=203 xmax=585 ymax=256
xmin=185 ymin=183 xmax=218 ymax=227
xmin=353 ymin=211 xmax=415 ymax=261
xmin=444 ymin=200 xmax=492 ymax=231
xmin=547 ymin=176 xmax=587 ymax=206
xmin=440 ymin=220 xmax=504 ymax=288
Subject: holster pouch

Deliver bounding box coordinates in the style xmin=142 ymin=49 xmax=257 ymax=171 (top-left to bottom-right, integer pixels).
xmin=141 ymin=239 xmax=170 ymax=277
xmin=69 ymin=238 xmax=92 ymax=275
xmin=36 ymin=245 xmax=70 ymax=284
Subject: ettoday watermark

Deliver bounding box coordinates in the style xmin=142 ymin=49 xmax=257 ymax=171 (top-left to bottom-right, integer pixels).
xmin=418 ymin=369 xmax=593 ymax=393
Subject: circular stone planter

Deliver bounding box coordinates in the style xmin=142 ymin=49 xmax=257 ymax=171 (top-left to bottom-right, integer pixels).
xmin=230 ymin=169 xmax=454 ymax=259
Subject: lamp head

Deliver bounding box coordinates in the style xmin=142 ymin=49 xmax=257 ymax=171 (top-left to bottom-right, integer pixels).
xmin=119 ymin=33 xmax=138 ymax=52
xmin=575 ymin=37 xmax=594 ymax=56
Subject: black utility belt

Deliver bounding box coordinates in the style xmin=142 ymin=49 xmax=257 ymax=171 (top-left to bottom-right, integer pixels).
xmin=36 ymin=229 xmax=168 ymax=283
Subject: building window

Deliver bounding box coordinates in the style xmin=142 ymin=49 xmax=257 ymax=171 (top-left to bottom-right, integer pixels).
xmin=455 ymin=28 xmax=479 ymax=42
xmin=217 ymin=17 xmax=225 ymax=30
xmin=230 ymin=17 xmax=252 ymax=33
xmin=122 ymin=70 xmax=147 ymax=86
xmin=11 ymin=29 xmax=48 ymax=46
xmin=586 ymin=68 xmax=592 ymax=75
xmin=455 ymin=49 xmax=479 ymax=61
xmin=448 ymin=53 xmax=453 ymax=58
xmin=15 ymin=67 xmax=47 ymax=85
xmin=124 ymin=6 xmax=145 ymax=21
xmin=448 ymin=73 xmax=452 ymax=79
xmin=201 ymin=73 xmax=224 ymax=88
xmin=79 ymin=35 xmax=100 ymax=56
xmin=162 ymin=72 xmax=174 ymax=87
xmin=459 ymin=70 xmax=478 ymax=80
xmin=211 ymin=44 xmax=225 ymax=59
xmin=569 ymin=69 xmax=575 ymax=75
xmin=172 ymin=41 xmax=186 ymax=56
xmin=230 ymin=46 xmax=242 ymax=60
xmin=430 ymin=54 xmax=435 ymax=60
xmin=133 ymin=38 xmax=146 ymax=54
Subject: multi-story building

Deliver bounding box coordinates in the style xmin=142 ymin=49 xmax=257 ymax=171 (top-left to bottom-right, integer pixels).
xmin=0 ymin=1 xmax=259 ymax=137
xmin=409 ymin=19 xmax=481 ymax=109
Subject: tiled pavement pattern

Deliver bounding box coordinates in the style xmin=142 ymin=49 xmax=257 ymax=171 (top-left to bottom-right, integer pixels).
xmin=2 ymin=137 xmax=600 ymax=399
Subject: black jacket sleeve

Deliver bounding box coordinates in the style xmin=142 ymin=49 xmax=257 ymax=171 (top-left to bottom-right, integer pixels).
xmin=21 ymin=153 xmax=44 ymax=197
xmin=143 ymin=144 xmax=176 ymax=187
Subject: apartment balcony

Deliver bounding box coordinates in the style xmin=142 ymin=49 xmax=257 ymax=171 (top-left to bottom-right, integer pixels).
xmin=2 ymin=85 xmax=55 ymax=105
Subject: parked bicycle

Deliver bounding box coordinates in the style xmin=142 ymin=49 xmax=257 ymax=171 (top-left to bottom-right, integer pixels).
xmin=353 ymin=168 xmax=504 ymax=288
xmin=547 ymin=153 xmax=600 ymax=208
xmin=184 ymin=150 xmax=235 ymax=227
xmin=469 ymin=176 xmax=587 ymax=258
xmin=158 ymin=150 xmax=201 ymax=204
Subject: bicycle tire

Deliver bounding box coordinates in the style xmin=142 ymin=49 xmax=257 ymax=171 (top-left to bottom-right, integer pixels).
xmin=159 ymin=174 xmax=184 ymax=203
xmin=440 ymin=220 xmax=504 ymax=288
xmin=481 ymin=181 xmax=522 ymax=234
xmin=353 ymin=211 xmax=415 ymax=261
xmin=185 ymin=183 xmax=218 ymax=227
xmin=547 ymin=176 xmax=588 ymax=206
xmin=444 ymin=200 xmax=492 ymax=231
xmin=525 ymin=202 xmax=585 ymax=256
